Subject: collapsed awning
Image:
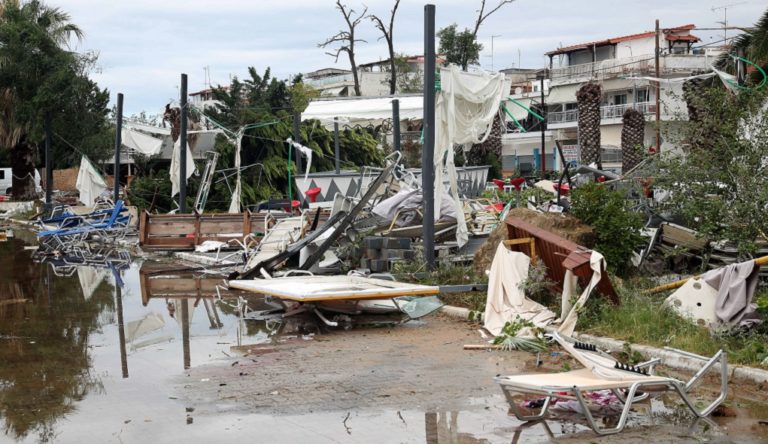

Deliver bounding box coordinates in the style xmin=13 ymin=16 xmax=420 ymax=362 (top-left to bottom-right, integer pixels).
xmin=122 ymin=127 xmax=164 ymax=156
xmin=302 ymin=95 xmax=423 ymax=128
xmin=504 ymin=97 xmax=532 ymax=121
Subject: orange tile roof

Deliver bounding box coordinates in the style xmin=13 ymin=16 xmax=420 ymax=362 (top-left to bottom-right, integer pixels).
xmin=546 ymin=24 xmax=698 ymax=56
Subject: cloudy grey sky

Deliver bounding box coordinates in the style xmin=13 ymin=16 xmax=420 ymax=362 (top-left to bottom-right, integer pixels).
xmin=61 ymin=0 xmax=764 ymax=115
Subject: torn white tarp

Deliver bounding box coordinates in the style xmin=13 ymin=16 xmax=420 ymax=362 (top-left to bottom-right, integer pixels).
xmin=170 ymin=138 xmax=195 ymax=198
xmin=372 ymin=186 xmax=458 ymax=225
xmin=286 ymin=138 xmax=313 ymax=183
xmin=483 ymin=244 xmax=556 ymax=336
xmin=126 ymin=312 xmax=166 ymax=343
xmin=121 ymin=127 xmax=163 ymax=156
xmin=436 ymin=65 xmax=511 ymax=247
xmin=77 ymin=266 xmax=107 ymax=300
xmin=228 ymin=131 xmax=244 ymax=213
xmin=557 ymin=251 xmax=606 ymax=336
xmin=76 ymin=156 xmax=108 ymax=207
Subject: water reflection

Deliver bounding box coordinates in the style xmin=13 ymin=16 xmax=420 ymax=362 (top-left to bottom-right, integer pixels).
xmin=0 ymin=238 xmax=113 ymax=442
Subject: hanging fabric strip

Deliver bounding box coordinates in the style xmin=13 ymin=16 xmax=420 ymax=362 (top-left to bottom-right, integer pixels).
xmin=286 ymin=138 xmax=313 ymax=183
xmin=228 ymin=130 xmax=244 ymax=213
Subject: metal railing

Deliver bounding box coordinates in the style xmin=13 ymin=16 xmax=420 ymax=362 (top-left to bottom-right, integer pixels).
xmin=304 ymin=73 xmax=354 ymax=87
xmin=547 ymin=101 xmax=656 ymax=124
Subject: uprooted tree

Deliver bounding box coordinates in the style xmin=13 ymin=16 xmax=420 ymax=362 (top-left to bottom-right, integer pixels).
xmin=319 ymin=1 xmax=368 ymax=96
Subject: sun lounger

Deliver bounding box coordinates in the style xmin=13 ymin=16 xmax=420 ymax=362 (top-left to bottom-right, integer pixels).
xmin=495 ymin=332 xmax=727 ymax=435
xmin=38 ymin=200 xmax=131 ymax=250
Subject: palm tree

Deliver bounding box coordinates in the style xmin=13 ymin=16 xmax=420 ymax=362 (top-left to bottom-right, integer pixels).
xmin=576 ymin=83 xmax=602 ymax=168
xmin=620 ymin=107 xmax=644 ymax=173
xmin=0 ymin=0 xmax=83 ymax=199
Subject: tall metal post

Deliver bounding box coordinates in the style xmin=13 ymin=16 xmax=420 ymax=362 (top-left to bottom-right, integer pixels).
xmin=292 ymin=112 xmax=302 ymax=172
xmin=180 ymin=74 xmax=188 ymax=212
xmin=392 ymin=99 xmax=401 ymax=153
xmin=115 ymin=282 xmax=129 ymax=378
xmin=422 ymin=4 xmax=436 ymax=271
xmin=654 ymin=20 xmax=661 ymax=152
xmin=44 ymin=113 xmax=53 ymax=204
xmin=540 ymin=77 xmax=546 ymax=175
xmin=334 ymin=118 xmax=341 ymax=174
xmin=113 ymin=93 xmax=123 ymax=203
xmin=181 ymin=299 xmax=191 ymax=370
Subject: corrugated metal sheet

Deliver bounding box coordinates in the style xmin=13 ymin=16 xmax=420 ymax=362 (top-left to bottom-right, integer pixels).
xmin=505 ymin=216 xmax=619 ymax=304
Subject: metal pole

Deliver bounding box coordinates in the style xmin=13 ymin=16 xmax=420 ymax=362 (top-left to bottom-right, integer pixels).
xmin=113 ymin=93 xmax=123 ymax=203
xmin=180 ymin=74 xmax=188 ymax=212
xmin=181 ymin=298 xmax=190 ymax=370
xmin=115 ymin=282 xmax=129 ymax=378
xmin=334 ymin=118 xmax=341 ymax=174
xmin=422 ymin=4 xmax=436 ymax=271
xmin=654 ymin=19 xmax=661 ymax=153
xmin=392 ymin=99 xmax=401 ymax=153
xmin=44 ymin=112 xmax=52 ymax=205
xmin=293 ymin=112 xmax=302 ymax=172
xmin=540 ymin=77 xmax=546 ymax=175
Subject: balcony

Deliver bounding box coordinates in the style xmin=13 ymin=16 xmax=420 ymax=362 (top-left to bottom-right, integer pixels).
xmin=547 ymin=101 xmax=656 ymax=125
xmin=550 ymin=54 xmax=710 ymax=86
xmin=305 ymin=73 xmax=354 ymax=88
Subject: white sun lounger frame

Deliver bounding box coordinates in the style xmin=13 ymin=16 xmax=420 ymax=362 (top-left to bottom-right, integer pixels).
xmin=495 ymin=335 xmax=728 ymax=435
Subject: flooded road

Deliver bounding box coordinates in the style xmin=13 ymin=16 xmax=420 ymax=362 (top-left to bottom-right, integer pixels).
xmin=1 ymin=230 xmax=767 ymax=443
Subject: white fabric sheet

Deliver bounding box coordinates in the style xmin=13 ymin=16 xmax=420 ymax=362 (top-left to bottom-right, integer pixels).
xmin=170 ymin=139 xmax=195 ymax=198
xmin=302 ymin=96 xmax=423 ymax=128
xmin=76 ymin=156 xmax=108 ymax=207
xmin=435 ymin=66 xmax=511 ymax=247
xmin=286 ymin=138 xmax=313 ymax=183
xmin=122 ymin=127 xmax=163 ymax=156
xmin=557 ymin=251 xmax=606 ymax=336
xmin=483 ymin=244 xmax=556 ymax=336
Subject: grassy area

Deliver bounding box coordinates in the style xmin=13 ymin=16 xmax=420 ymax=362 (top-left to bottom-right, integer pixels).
xmin=580 ymin=280 xmax=768 ymax=367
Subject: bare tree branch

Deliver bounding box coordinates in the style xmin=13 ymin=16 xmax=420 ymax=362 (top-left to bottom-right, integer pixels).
xmin=318 ymin=0 xmax=368 ymax=96
xmin=368 ymin=0 xmax=401 ymax=94
xmin=472 ymin=0 xmax=515 ymax=38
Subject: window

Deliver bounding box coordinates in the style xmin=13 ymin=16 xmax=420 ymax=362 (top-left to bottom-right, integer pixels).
xmin=635 ymin=88 xmax=649 ymax=103
xmin=611 ymin=94 xmax=627 ymax=105
xmin=0 ymin=170 xmax=4 ymax=180
xmin=564 ymin=102 xmax=578 ymax=111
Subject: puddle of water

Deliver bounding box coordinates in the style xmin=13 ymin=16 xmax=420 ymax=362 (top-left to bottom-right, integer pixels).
xmin=1 ymin=232 xmax=767 ymax=443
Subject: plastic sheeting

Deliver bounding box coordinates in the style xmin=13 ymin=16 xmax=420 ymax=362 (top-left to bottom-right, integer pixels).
xmin=436 ymin=66 xmax=511 ymax=247
xmin=504 ymin=98 xmax=531 ymax=121
xmin=286 ymin=138 xmax=313 ymax=183
xmin=121 ymin=127 xmax=163 ymax=156
xmin=372 ymin=186 xmax=459 ymax=225
xmin=76 ymin=156 xmax=108 ymax=207
xmin=557 ymin=251 xmax=606 ymax=336
xmin=170 ymin=139 xmax=195 ymax=198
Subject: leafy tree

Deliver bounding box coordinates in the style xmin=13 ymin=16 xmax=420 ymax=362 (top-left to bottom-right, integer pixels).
xmin=571 ymin=181 xmax=644 ymax=275
xmin=128 ymin=68 xmax=385 ymax=213
xmin=656 ymin=85 xmax=768 ymax=256
xmin=0 ymin=0 xmax=111 ymax=199
xmin=392 ymin=54 xmax=423 ymax=93
xmin=437 ymin=24 xmax=483 ymax=71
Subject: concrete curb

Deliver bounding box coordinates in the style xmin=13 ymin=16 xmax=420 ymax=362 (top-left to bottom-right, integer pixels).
xmin=440 ymin=304 xmax=768 ymax=384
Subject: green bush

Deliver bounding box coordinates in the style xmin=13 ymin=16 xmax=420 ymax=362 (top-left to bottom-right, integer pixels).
xmin=570 ymin=182 xmax=644 ymax=275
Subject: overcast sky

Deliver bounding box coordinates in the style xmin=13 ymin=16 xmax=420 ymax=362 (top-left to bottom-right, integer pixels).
xmin=60 ymin=0 xmax=764 ymax=116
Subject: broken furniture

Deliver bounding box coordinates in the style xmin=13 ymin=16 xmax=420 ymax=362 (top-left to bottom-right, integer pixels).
xmin=139 ymin=211 xmax=273 ymax=250
xmin=228 ymin=274 xmax=440 ymax=326
xmin=37 ymin=199 xmax=133 ymax=252
xmin=505 ymin=216 xmax=619 ymax=304
xmin=496 ymin=332 xmax=727 ymax=435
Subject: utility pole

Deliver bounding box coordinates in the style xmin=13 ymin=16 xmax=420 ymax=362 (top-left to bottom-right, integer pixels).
xmin=654 ymin=19 xmax=661 ymax=153
xmin=113 ymin=93 xmax=123 ymax=203
xmin=423 ymin=4 xmax=436 ymax=271
xmin=392 ymin=98 xmax=401 ymax=153
xmin=540 ymin=76 xmax=546 ymax=174
xmin=490 ymin=34 xmax=501 ymax=71
xmin=179 ymin=74 xmax=188 ymax=213
xmin=44 ymin=113 xmax=52 ymax=205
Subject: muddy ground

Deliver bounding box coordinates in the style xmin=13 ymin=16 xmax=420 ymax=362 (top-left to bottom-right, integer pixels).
xmin=173 ymin=315 xmax=768 ymax=443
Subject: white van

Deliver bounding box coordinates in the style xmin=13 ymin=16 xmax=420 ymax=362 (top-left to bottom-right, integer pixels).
xmin=0 ymin=168 xmax=43 ymax=196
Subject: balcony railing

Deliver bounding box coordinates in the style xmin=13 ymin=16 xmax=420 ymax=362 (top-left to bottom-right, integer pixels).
xmin=305 ymin=73 xmax=354 ymax=87
xmin=547 ymin=102 xmax=656 ymax=124
xmin=550 ymin=54 xmax=711 ymax=85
